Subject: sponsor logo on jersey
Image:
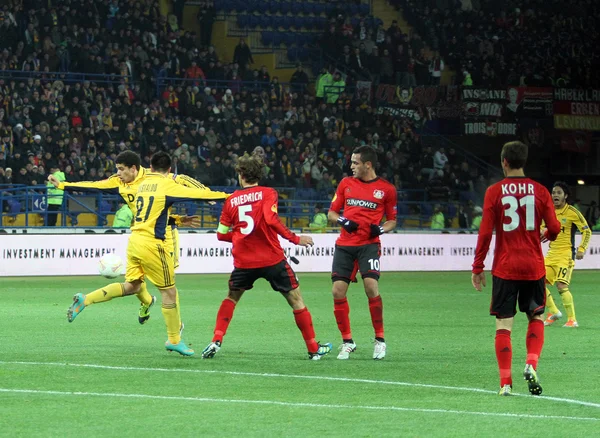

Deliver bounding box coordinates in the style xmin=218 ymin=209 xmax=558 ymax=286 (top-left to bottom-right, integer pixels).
xmin=373 ymin=189 xmax=385 ymax=199
xmin=346 ymin=198 xmax=378 ymax=209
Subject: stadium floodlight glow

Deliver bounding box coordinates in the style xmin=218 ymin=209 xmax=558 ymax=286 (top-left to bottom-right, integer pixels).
xmin=577 ymin=180 xmax=585 ymax=185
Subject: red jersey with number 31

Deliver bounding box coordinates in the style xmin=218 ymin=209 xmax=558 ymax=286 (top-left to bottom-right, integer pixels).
xmin=472 ymin=177 xmax=561 ymax=280
xmin=330 ymin=176 xmax=398 ymax=246
xmin=219 ymin=186 xmax=300 ymax=269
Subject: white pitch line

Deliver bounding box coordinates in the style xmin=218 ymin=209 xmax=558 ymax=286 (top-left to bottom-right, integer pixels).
xmin=0 ymin=388 xmax=598 ymax=422
xmin=1 ymin=360 xmax=600 ymax=410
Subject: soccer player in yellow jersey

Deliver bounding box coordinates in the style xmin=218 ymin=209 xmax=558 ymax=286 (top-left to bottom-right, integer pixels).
xmin=68 ymin=151 xmax=229 ymax=355
xmin=541 ymin=182 xmax=591 ymax=328
xmin=49 ymin=151 xmax=206 ymax=326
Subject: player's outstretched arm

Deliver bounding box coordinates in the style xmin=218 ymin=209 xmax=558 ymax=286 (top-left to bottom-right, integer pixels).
xmin=47 ymin=174 xmax=121 ymax=193
xmin=166 ymin=181 xmax=230 ymax=202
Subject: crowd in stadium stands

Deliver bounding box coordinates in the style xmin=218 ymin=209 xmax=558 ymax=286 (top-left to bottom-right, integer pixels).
xmin=393 ymin=0 xmax=600 ymax=88
xmin=320 ymin=14 xmax=437 ymax=87
xmin=0 ymin=0 xmax=487 ymax=227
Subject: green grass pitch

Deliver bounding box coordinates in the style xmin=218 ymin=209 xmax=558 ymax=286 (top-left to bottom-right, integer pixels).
xmin=0 ymin=271 xmax=599 ymax=437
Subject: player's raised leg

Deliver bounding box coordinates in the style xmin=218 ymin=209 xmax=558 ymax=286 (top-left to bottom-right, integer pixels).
xmin=67 ymin=283 xmax=130 ymax=322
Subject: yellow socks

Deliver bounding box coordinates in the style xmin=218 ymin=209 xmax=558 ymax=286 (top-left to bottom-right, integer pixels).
xmin=84 ymin=283 xmax=124 ymax=306
xmin=162 ymin=290 xmax=181 ymax=345
xmin=545 ymin=288 xmax=560 ymax=315
xmin=136 ymin=282 xmax=153 ymax=306
xmin=559 ymin=288 xmax=576 ymax=321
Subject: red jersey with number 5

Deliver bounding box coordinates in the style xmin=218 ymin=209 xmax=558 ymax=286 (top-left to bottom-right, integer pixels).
xmin=472 ymin=176 xmax=561 ymax=280
xmin=330 ymin=176 xmax=398 ymax=246
xmin=218 ymin=186 xmax=300 ymax=269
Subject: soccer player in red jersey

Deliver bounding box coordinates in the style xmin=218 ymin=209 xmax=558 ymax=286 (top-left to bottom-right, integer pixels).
xmin=328 ymin=146 xmax=398 ymax=360
xmin=471 ymin=141 xmax=561 ymax=396
xmin=202 ymin=154 xmax=332 ymax=360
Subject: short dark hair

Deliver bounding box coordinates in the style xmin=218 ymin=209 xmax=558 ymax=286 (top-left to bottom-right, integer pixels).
xmin=235 ymin=153 xmax=264 ymax=184
xmin=552 ymin=181 xmax=571 ymax=202
xmin=353 ymin=145 xmax=378 ymax=167
xmin=150 ymin=151 xmax=172 ymax=173
xmin=115 ymin=151 xmax=141 ymax=169
xmin=501 ymin=141 xmax=528 ymax=170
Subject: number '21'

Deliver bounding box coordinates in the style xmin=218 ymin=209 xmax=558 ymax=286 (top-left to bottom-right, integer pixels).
xmin=502 ymin=195 xmax=535 ymax=231
xmin=135 ymin=196 xmax=155 ymax=222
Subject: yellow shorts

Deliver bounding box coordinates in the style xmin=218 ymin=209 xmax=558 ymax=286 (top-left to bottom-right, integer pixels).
xmin=126 ymin=233 xmax=175 ymax=289
xmin=545 ymin=255 xmax=574 ymax=286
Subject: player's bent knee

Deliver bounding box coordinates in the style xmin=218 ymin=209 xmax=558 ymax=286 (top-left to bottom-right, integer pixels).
xmin=123 ymin=280 xmax=142 ymax=295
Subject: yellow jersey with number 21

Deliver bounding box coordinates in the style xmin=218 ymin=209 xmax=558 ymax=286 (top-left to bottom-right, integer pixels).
xmin=131 ymin=173 xmax=229 ymax=240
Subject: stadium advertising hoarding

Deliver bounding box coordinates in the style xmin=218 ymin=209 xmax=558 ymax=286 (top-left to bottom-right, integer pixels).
xmin=1 ymin=233 xmax=598 ymax=277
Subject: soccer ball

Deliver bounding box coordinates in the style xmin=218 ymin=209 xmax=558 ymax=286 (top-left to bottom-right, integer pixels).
xmin=98 ymin=254 xmax=124 ymax=279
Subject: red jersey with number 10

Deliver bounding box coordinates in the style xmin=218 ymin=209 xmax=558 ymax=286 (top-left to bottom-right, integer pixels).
xmin=330 ymin=176 xmax=398 ymax=246
xmin=218 ymin=186 xmax=300 ymax=269
xmin=472 ymin=176 xmax=561 ymax=280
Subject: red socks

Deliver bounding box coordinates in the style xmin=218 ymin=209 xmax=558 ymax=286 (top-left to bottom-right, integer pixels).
xmin=495 ymin=329 xmax=512 ymax=387
xmin=333 ymin=298 xmax=352 ymax=340
xmin=212 ymin=298 xmax=236 ymax=343
xmin=368 ymin=295 xmax=384 ymax=339
xmin=293 ymin=307 xmax=319 ymax=353
xmin=526 ymin=319 xmax=544 ymax=369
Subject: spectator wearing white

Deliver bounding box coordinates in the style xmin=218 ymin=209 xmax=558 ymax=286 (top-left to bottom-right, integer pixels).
xmin=433 ymin=147 xmax=449 ymax=172
xmin=222 ymin=89 xmax=234 ymax=105
xmin=311 ymin=159 xmax=325 ymax=185
xmin=429 ymin=55 xmax=444 ymax=85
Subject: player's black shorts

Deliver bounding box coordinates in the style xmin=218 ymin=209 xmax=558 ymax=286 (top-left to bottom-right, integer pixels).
xmin=331 ymin=244 xmax=381 ymax=283
xmin=490 ymin=276 xmax=546 ymax=318
xmin=229 ymin=260 xmax=299 ymax=293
